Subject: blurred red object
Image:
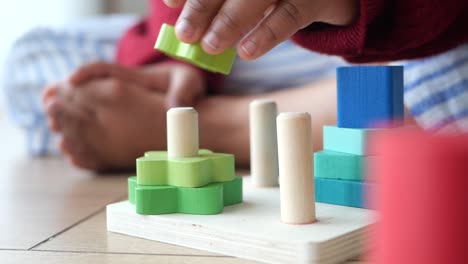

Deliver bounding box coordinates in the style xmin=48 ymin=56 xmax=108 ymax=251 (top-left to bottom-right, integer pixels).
xmin=369 ymin=130 xmax=468 ymax=264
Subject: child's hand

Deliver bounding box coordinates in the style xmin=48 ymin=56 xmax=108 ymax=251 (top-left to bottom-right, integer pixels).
xmin=68 ymin=62 xmax=206 ymax=108
xmin=164 ymin=0 xmax=358 ymax=60
xmin=141 ymin=63 xmax=206 ymax=108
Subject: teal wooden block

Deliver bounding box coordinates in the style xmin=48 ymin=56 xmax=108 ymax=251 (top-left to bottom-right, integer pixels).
xmin=128 ymin=176 xmax=243 ymax=215
xmin=323 ymin=125 xmax=382 ymax=156
xmin=137 ymin=149 xmax=235 ymax=188
xmin=314 ymin=150 xmax=371 ymax=181
xmin=315 ymin=178 xmax=373 ymax=209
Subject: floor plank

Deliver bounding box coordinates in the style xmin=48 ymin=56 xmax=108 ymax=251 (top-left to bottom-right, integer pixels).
xmin=0 ymin=250 xmax=256 ymax=264
xmin=36 ymin=211 xmax=219 ymax=256
xmin=0 ymin=156 xmax=129 ymax=249
xmin=0 ymin=118 xmax=129 ymax=249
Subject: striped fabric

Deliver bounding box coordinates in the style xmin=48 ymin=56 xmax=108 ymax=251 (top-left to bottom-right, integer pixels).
xmin=2 ymin=16 xmax=135 ymax=156
xmin=2 ymin=18 xmax=467 ymax=156
xmin=224 ymin=41 xmax=346 ymax=94
xmin=401 ymin=44 xmax=468 ymax=133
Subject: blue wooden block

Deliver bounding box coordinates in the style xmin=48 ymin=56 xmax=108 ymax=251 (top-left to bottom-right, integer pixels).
xmin=315 ymin=178 xmax=374 ymax=209
xmin=337 ymin=66 xmax=404 ymax=128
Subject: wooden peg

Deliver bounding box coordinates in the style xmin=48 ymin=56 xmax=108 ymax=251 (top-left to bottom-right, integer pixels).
xmin=250 ymin=99 xmax=279 ymax=187
xmin=277 ymin=112 xmax=316 ymax=224
xmin=167 ymin=107 xmax=199 ymax=158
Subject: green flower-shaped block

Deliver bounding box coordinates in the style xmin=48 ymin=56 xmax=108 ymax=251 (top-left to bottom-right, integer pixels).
xmin=154 ymin=23 xmax=236 ymax=75
xmin=137 ymin=149 xmax=235 ymax=188
xmin=128 ymin=176 xmax=243 ymax=215
xmin=128 ymin=149 xmax=243 ymax=215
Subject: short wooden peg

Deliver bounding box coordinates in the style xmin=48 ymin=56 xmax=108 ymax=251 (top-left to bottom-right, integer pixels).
xmin=167 ymin=107 xmax=199 ymax=158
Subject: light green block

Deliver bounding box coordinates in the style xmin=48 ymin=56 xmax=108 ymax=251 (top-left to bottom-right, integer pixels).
xmin=128 ymin=177 xmax=137 ymax=204
xmin=129 ymin=176 xmax=243 ymax=215
xmin=323 ymin=126 xmax=382 ymax=156
xmin=137 ymin=149 xmax=235 ymax=188
xmin=155 ymin=24 xmax=236 ymax=75
xmin=314 ymin=150 xmax=370 ymax=181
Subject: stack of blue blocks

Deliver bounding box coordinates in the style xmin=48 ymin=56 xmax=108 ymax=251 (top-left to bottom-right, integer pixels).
xmin=314 ymin=66 xmax=404 ymax=208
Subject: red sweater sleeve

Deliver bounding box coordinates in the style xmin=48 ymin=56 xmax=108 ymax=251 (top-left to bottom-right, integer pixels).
xmin=292 ymin=0 xmax=468 ymax=63
xmin=116 ymin=0 xmax=224 ymax=91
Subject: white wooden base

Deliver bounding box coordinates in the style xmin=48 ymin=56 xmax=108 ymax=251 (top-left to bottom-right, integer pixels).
xmin=107 ymin=177 xmax=374 ymax=264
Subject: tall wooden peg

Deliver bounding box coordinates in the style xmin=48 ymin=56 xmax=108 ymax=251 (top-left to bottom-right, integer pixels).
xmin=250 ymin=99 xmax=279 ymax=187
xmin=277 ymin=112 xmax=316 ymax=224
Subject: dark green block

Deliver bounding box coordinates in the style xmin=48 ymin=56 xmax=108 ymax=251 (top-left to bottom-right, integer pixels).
xmin=177 ymin=184 xmax=224 ymax=214
xmin=223 ymin=175 xmax=243 ymax=206
xmin=130 ymin=176 xmax=243 ymax=215
xmin=136 ymin=185 xmax=178 ymax=214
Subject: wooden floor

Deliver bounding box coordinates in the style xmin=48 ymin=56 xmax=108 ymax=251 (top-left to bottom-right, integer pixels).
xmin=0 ymin=114 xmax=364 ymax=263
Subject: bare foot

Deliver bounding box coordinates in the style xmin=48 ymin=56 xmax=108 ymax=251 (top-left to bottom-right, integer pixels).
xmin=43 ymin=78 xmax=167 ymax=171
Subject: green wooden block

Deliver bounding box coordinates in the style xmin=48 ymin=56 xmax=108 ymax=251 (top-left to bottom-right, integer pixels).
xmin=137 ymin=185 xmax=179 ymax=214
xmin=131 ymin=177 xmax=243 ymax=215
xmin=222 ymin=175 xmax=243 ymax=206
xmin=314 ymin=150 xmax=371 ymax=181
xmin=128 ymin=177 xmax=137 ymax=204
xmin=155 ymin=24 xmax=236 ymax=75
xmin=177 ymin=184 xmax=223 ymax=214
xmin=323 ymin=126 xmax=382 ymax=156
xmin=137 ymin=149 xmax=235 ymax=188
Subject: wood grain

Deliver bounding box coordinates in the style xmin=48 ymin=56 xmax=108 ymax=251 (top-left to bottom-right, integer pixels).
xmin=0 ymin=250 xmax=255 ymax=264
xmin=0 ymin=119 xmax=128 ymax=249
xmin=37 ymin=211 xmax=219 ymax=256
xmin=0 ymin=156 xmax=128 ymax=249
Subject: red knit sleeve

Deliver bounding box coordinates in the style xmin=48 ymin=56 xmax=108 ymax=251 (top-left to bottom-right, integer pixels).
xmin=116 ymin=0 xmax=224 ymax=92
xmin=292 ymin=0 xmax=468 ymax=63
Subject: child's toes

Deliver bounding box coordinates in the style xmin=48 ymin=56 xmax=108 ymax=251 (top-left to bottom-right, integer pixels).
xmin=45 ymin=98 xmax=65 ymax=132
xmin=59 ymin=136 xmax=99 ymax=170
xmin=46 ymin=116 xmax=60 ymax=132
xmin=66 ymin=154 xmax=99 ymax=171
xmin=42 ymin=83 xmax=60 ymax=104
xmin=58 ymin=109 xmax=102 ymax=170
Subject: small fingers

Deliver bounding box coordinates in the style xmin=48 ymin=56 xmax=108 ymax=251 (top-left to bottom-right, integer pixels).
xmin=175 ymin=0 xmax=224 ymax=44
xmin=163 ymin=0 xmax=186 ymax=8
xmin=68 ymin=62 xmax=115 ymax=86
xmin=201 ymin=0 xmax=276 ymax=55
xmin=69 ymin=62 xmax=148 ymax=88
xmin=238 ymin=1 xmax=308 ymax=60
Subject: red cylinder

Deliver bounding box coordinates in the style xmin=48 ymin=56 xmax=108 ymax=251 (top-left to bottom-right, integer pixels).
xmin=369 ymin=130 xmax=468 ymax=264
